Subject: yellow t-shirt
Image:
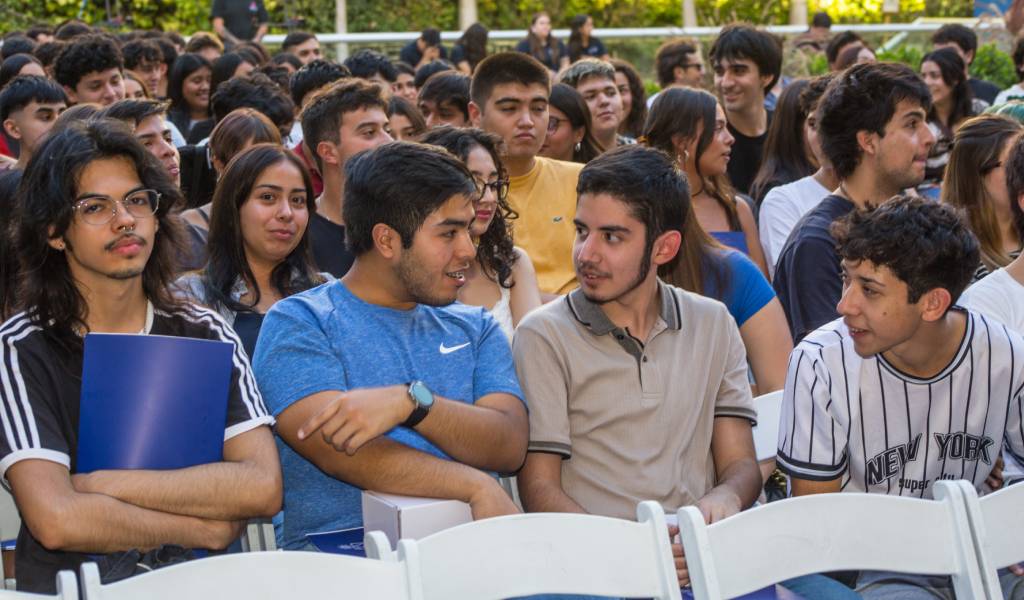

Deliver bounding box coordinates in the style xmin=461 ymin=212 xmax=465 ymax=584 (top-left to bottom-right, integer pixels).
xmin=507 ymin=156 xmax=582 ymax=295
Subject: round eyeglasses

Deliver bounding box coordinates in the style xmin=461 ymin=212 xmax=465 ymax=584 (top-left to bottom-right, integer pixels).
xmin=73 ymin=189 xmax=161 ymax=226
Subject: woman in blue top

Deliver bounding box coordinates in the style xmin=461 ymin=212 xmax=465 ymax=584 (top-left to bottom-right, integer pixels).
xmin=644 ymin=87 xmax=769 ymax=278
xmin=515 ymin=12 xmax=569 ymax=73
xmin=567 ymin=14 xmax=608 ymax=63
xmin=660 ymin=200 xmax=792 ymax=397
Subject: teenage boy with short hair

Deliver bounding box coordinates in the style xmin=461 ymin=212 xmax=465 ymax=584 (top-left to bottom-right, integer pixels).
xmin=932 ymin=23 xmax=1000 ymax=104
xmin=53 ymin=34 xmax=126 ymax=106
xmin=253 ymin=142 xmax=526 ymax=549
xmin=515 ymin=145 xmax=761 ymax=587
xmin=773 ymin=62 xmax=935 ymax=342
xmin=779 ymin=195 xmax=1024 ymax=598
xmin=709 ymin=24 xmax=783 ymax=195
xmin=343 ymin=49 xmax=397 ymax=88
xmin=0 ymin=75 xmax=66 ymax=170
xmin=121 ymin=39 xmax=165 ymax=98
xmin=97 ymin=99 xmax=181 ymax=185
xmin=470 ymin=52 xmax=582 ymax=296
xmin=418 ymin=70 xmax=470 ymax=128
xmin=825 ymin=31 xmax=864 ymax=72
xmin=400 ymin=28 xmax=448 ymax=69
xmin=648 ymin=39 xmax=705 ymax=108
xmin=300 ymin=79 xmax=393 ymax=278
xmin=281 ymin=31 xmax=321 ymax=65
xmin=559 ymin=58 xmax=627 ymax=150
xmin=1 ymin=119 xmax=280 ymax=593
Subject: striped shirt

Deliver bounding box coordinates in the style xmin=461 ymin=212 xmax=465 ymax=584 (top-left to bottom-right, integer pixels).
xmin=776 ymin=310 xmax=1024 ymax=498
xmin=0 ymin=302 xmax=273 ymax=592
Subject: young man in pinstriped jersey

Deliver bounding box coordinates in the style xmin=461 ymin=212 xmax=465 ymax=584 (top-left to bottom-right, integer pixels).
xmin=778 ymin=195 xmax=1024 ymax=599
xmin=0 ymin=119 xmax=281 ymax=593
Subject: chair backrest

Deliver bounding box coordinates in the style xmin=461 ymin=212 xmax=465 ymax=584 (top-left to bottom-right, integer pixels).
xmin=0 ymin=571 xmax=76 ymax=600
xmin=751 ymin=389 xmax=783 ymax=461
xmin=937 ymin=478 xmax=1024 ymax=575
xmin=390 ymin=501 xmax=681 ymax=600
xmin=0 ymin=489 xmax=20 ymax=544
xmin=80 ymin=551 xmax=420 ymax=600
xmin=677 ymin=484 xmax=995 ymax=600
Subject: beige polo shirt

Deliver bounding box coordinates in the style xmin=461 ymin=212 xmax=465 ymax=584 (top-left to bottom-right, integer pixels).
xmin=512 ymin=281 xmax=756 ymax=519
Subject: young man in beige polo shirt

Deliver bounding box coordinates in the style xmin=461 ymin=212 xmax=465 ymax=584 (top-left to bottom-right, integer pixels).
xmin=513 ymin=145 xmax=762 ymax=588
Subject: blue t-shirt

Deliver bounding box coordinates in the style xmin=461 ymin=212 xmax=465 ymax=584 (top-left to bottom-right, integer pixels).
xmin=251 ymin=280 xmax=523 ymax=549
xmin=703 ymin=249 xmax=775 ymax=327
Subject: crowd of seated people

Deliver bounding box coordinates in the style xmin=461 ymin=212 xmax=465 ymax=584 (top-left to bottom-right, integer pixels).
xmin=0 ymin=16 xmax=1023 ymax=599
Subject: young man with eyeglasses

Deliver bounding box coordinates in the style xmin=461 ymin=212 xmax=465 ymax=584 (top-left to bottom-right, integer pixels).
xmin=252 ymin=142 xmax=526 ymax=550
xmin=647 ymin=38 xmax=706 ymax=109
xmin=710 ymin=24 xmax=782 ymax=195
xmin=559 ymin=58 xmax=630 ymax=150
xmin=0 ymin=119 xmax=280 ymax=593
xmin=470 ymin=52 xmax=583 ymax=298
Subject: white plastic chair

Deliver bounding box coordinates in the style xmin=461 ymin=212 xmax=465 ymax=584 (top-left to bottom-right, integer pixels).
xmin=936 ymin=478 xmax=1024 ymax=593
xmin=366 ymin=500 xmax=681 ymax=600
xmin=751 ymin=389 xmax=783 ymax=461
xmin=677 ymin=483 xmax=992 ymax=600
xmin=79 ymin=551 xmax=421 ymax=600
xmin=239 ymin=518 xmax=276 ymax=552
xmin=0 ymin=571 xmax=76 ymax=600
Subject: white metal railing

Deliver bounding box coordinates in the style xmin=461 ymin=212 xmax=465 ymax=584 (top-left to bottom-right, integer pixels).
xmin=260 ymin=19 xmax=1005 ymax=45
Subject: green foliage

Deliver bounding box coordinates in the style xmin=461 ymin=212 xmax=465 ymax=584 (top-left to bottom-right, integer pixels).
xmin=876 ymin=44 xmax=925 ymax=68
xmin=971 ymin=43 xmax=1018 ymax=89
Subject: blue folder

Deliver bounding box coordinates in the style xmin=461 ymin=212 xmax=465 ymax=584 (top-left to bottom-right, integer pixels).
xmin=77 ymin=333 xmax=234 ymax=473
xmin=306 ymin=527 xmax=366 ymax=556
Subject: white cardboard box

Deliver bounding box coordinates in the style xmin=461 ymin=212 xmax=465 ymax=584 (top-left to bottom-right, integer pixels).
xmin=361 ymin=491 xmax=472 ymax=547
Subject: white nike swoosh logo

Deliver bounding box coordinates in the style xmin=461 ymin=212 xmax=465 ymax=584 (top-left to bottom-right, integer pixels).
xmin=439 ymin=342 xmax=471 ymax=354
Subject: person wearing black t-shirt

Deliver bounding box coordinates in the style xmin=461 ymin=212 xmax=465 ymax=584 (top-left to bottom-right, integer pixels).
xmin=709 ymin=25 xmax=782 ymax=196
xmin=399 ymin=28 xmax=448 ymax=70
xmin=774 ymin=63 xmax=935 ymax=342
xmin=300 ymin=79 xmax=392 ymax=278
xmin=211 ymin=0 xmax=268 ymax=45
xmin=0 ymin=119 xmax=280 ymax=593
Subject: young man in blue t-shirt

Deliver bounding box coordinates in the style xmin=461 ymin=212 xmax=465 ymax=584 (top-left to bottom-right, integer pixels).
xmin=252 ymin=141 xmax=527 ymax=549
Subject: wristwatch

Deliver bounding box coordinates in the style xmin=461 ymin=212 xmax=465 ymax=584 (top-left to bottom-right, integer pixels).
xmin=403 ymin=380 xmax=435 ymax=428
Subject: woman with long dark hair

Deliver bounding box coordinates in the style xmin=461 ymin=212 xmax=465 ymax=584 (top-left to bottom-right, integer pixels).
xmin=451 ymin=23 xmax=489 ymax=74
xmin=179 ymin=108 xmax=283 ymax=271
xmin=515 ymin=12 xmax=568 ymax=73
xmin=419 ymin=127 xmax=541 ymax=338
xmin=540 ymin=83 xmax=602 ymax=164
xmin=920 ymin=47 xmax=984 ymax=189
xmin=611 ymin=59 xmax=647 ymax=139
xmin=941 ymin=114 xmax=1023 ymax=280
xmin=567 ymin=14 xmax=608 ymax=63
xmin=643 ymin=87 xmax=769 ymax=276
xmin=659 ymin=191 xmax=791 ymax=397
xmin=176 ymin=144 xmax=326 ymax=357
xmin=749 ymin=79 xmax=816 ymax=205
xmin=166 ymin=53 xmax=212 ymax=141
xmin=210 ymin=52 xmax=257 ymax=99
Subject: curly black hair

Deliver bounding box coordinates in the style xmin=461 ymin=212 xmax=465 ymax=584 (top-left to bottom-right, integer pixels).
xmin=54 ymin=34 xmax=123 ymax=90
xmin=289 ymin=58 xmax=350 ymax=108
xmin=831 ymin=194 xmax=979 ymax=305
xmin=419 ymin=126 xmax=519 ymax=288
xmin=343 ymin=49 xmax=397 ymax=83
xmin=122 ymin=39 xmax=163 ymax=71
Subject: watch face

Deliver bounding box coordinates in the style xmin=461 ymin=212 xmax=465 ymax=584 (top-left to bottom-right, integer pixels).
xmin=410 ymin=381 xmax=434 ymax=407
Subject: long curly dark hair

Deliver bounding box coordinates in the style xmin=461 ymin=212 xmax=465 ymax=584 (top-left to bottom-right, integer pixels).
xmin=203 ymin=144 xmax=324 ymax=313
xmin=419 ymin=127 xmax=519 ymax=288
xmin=12 ymin=118 xmax=185 ymax=350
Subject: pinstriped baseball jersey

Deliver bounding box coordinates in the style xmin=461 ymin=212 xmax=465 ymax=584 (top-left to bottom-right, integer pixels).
xmin=776 ymin=310 xmax=1024 ymax=497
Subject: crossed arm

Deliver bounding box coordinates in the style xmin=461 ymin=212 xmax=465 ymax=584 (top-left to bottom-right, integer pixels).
xmin=8 ymin=426 xmax=281 ymax=553
xmin=279 ymin=387 xmax=528 ymax=518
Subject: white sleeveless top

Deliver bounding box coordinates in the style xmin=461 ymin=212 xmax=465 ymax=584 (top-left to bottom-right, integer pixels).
xmin=490 ymin=285 xmax=514 ymax=340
